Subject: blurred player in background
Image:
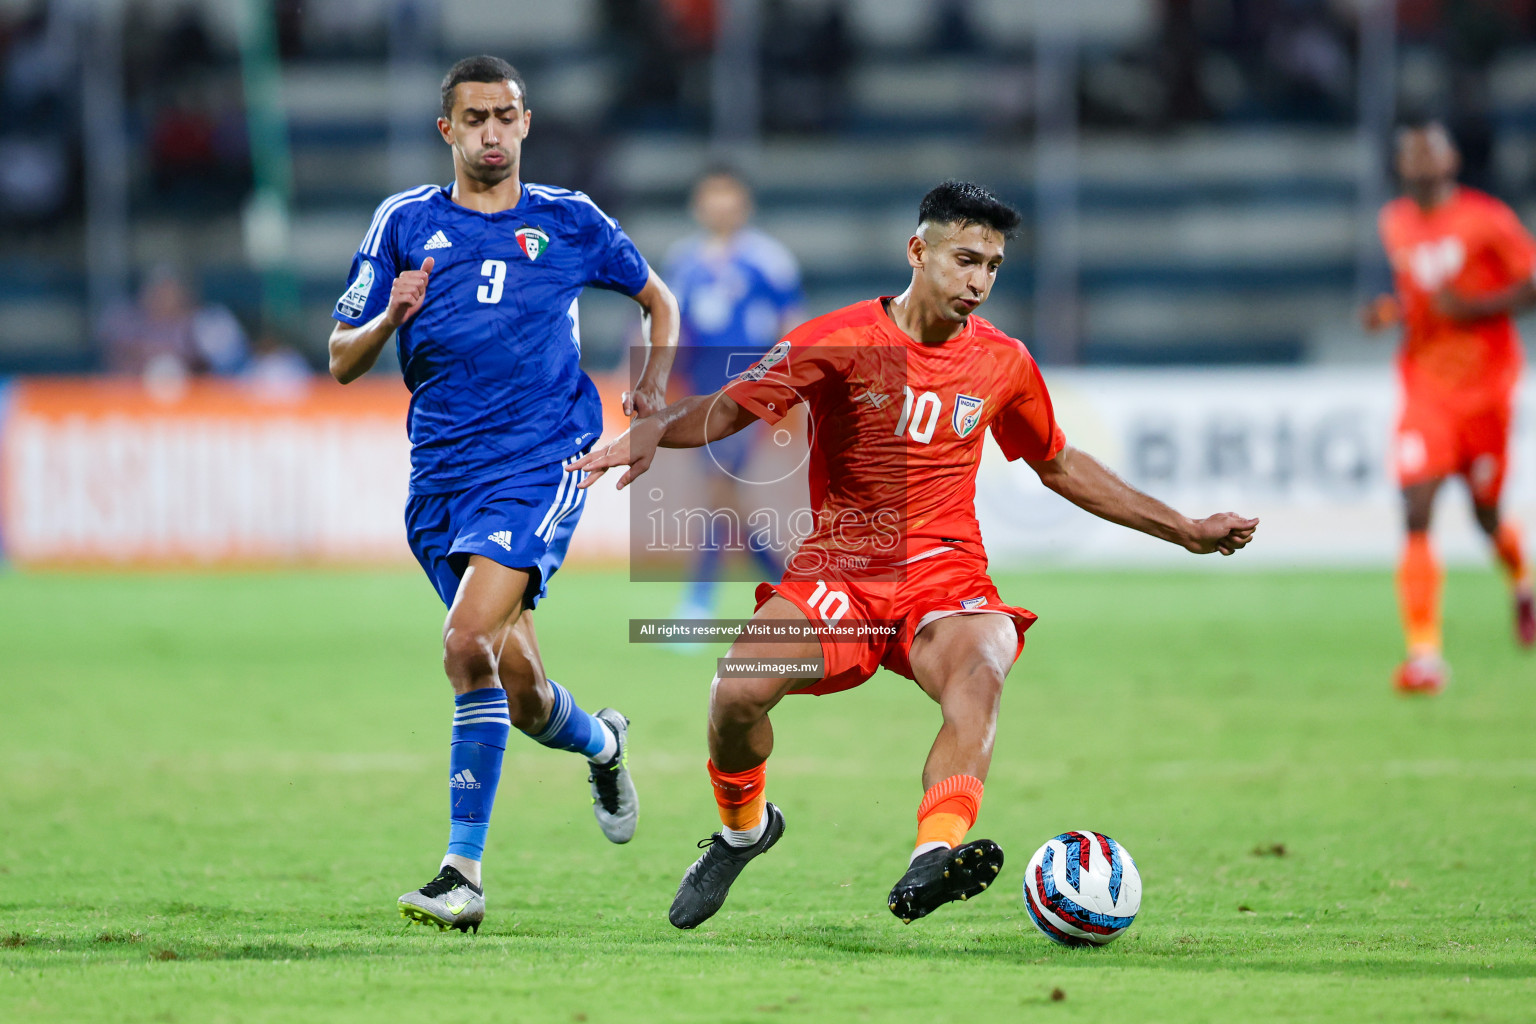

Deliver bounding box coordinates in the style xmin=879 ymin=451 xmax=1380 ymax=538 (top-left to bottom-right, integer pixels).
xmin=327 ymin=56 xmax=678 ymax=932
xmin=1364 ymin=121 xmax=1536 ymax=695
xmin=666 ymin=168 xmax=804 ymax=620
xmin=575 ymin=181 xmax=1257 ymax=929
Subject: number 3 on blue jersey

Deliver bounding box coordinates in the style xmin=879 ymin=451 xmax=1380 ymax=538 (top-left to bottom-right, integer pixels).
xmin=477 ymin=259 xmax=506 ymax=304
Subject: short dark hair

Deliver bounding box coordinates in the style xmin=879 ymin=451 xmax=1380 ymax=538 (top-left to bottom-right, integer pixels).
xmin=917 ymin=180 xmax=1021 ymax=239
xmin=1397 ymin=113 xmax=1445 ymax=133
xmin=440 ymin=55 xmax=526 ymax=119
xmin=1395 ymin=117 xmax=1453 ymax=148
xmin=695 ymin=163 xmax=751 ymax=191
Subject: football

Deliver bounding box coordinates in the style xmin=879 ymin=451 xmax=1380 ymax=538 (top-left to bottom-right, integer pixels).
xmin=1022 ymin=831 xmax=1142 ymax=946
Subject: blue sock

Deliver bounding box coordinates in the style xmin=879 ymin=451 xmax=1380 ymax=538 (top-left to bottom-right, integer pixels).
xmin=523 ymin=679 xmax=612 ymax=759
xmin=446 ymin=687 xmax=511 ymax=861
xmin=686 ymin=548 xmax=721 ymax=609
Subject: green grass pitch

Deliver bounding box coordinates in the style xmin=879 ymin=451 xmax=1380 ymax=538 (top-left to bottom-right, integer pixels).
xmin=1 ymin=566 xmax=1533 ymax=1022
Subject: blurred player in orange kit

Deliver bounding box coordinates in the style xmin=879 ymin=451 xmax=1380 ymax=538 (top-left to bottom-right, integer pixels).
xmin=1365 ymin=121 xmax=1536 ymax=695
xmin=573 ymin=181 xmax=1258 ymax=928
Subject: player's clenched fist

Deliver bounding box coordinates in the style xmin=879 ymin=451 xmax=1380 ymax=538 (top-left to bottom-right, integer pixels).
xmin=385 ymin=256 xmax=435 ymax=327
xmin=1360 ymin=293 xmax=1401 ymax=331
xmin=1182 ymin=513 xmax=1260 ymax=556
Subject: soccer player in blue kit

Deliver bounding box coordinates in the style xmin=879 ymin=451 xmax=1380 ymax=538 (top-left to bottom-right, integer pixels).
xmin=667 ymin=168 xmax=803 ymax=619
xmin=327 ymin=56 xmax=679 ymax=933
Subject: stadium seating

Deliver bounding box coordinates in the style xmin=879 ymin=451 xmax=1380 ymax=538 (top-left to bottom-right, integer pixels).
xmin=3 ymin=0 xmax=1534 ymax=373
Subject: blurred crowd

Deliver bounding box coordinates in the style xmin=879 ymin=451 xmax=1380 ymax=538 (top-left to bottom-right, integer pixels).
xmin=1073 ymin=0 xmax=1535 ymax=145
xmin=0 ymin=2 xmax=251 ymax=230
xmin=0 ymin=2 xmax=78 ymax=227
xmin=598 ymin=0 xmax=1536 ymax=137
xmin=98 ymin=265 xmax=313 ymax=392
xmin=3 ymin=0 xmax=1536 ymax=377
xmin=4 ymin=0 xmax=1534 ymax=227
xmin=125 ymin=3 xmax=251 ymax=210
xmin=601 ymin=0 xmax=853 ymax=133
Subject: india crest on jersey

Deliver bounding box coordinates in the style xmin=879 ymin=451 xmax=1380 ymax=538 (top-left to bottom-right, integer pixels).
xmin=953 ymin=394 xmax=985 ymax=438
xmin=516 ymin=226 xmax=550 ymax=261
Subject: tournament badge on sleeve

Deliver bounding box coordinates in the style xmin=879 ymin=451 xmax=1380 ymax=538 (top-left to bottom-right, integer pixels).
xmin=336 ymin=263 xmax=374 ymax=319
xmin=741 ymin=339 xmax=791 ymax=382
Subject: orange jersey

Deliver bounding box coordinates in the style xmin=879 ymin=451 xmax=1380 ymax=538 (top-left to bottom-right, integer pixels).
xmin=724 ymin=298 xmax=1065 ymax=579
xmin=1379 ymin=187 xmax=1535 ymax=404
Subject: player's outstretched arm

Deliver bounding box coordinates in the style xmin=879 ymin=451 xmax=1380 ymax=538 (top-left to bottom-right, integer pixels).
xmin=328 ymin=257 xmax=435 ymax=384
xmin=623 ymin=270 xmax=680 ymax=417
xmin=568 ymin=390 xmax=760 ymax=490
xmin=1434 ymin=277 xmax=1536 ymax=321
xmin=1027 ymin=445 xmax=1258 ymax=556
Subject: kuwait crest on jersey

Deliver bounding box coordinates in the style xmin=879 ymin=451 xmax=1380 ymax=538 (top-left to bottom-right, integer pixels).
xmin=515 ymin=225 xmax=550 ymax=261
xmin=953 ymin=394 xmax=985 ymax=438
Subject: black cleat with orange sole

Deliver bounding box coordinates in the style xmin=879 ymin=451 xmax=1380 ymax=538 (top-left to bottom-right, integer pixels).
xmin=888 ymin=839 xmax=1004 ymax=924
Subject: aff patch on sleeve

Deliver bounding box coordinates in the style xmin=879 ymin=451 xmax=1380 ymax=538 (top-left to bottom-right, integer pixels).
xmin=336 ymin=262 xmax=375 ymax=319
xmin=740 ymin=339 xmax=790 ymax=382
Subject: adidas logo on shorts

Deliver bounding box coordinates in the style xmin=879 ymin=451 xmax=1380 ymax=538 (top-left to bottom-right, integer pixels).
xmin=488 ymin=531 xmax=513 ymax=551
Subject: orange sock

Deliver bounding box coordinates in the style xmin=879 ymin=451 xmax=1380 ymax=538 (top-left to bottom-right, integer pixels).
xmin=914 ymin=774 xmax=985 ymax=851
xmin=1493 ymin=522 xmax=1531 ymax=590
xmin=708 ymin=760 xmax=766 ymax=832
xmin=1398 ymin=531 xmax=1442 ymax=657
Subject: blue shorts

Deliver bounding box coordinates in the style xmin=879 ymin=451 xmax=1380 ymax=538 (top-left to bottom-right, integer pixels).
xmin=405 ymin=450 xmax=590 ymax=608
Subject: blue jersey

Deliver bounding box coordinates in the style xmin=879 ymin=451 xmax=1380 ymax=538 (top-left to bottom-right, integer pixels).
xmin=334 ymin=182 xmax=650 ymax=494
xmin=666 ymin=227 xmax=802 ymax=391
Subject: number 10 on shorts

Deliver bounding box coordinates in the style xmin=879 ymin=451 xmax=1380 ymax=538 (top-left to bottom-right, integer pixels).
xmin=807 ymin=581 xmax=850 ymax=622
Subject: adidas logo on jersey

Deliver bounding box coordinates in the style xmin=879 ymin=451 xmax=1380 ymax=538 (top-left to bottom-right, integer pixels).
xmin=423 ymin=230 xmax=452 ymax=250
xmin=450 ymin=769 xmax=480 ymax=790
xmin=488 ymin=531 xmax=513 ymax=551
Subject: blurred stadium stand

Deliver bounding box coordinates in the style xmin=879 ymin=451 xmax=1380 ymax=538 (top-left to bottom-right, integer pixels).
xmin=2 ymin=0 xmax=1535 ymax=375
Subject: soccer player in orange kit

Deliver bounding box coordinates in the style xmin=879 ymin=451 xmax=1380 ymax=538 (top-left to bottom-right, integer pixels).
xmin=1365 ymin=122 xmax=1536 ymax=694
xmin=572 ymin=181 xmax=1258 ymax=928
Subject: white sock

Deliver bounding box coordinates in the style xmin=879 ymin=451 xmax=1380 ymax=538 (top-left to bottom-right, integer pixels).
xmin=910 ymin=841 xmax=949 ymax=865
xmin=588 ymin=721 xmax=619 ymax=764
xmin=721 ymin=818 xmax=766 ymax=848
xmin=440 ymin=853 xmax=481 ymax=887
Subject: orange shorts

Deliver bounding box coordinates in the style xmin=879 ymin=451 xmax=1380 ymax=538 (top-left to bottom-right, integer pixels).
xmin=1395 ymin=392 xmax=1513 ymax=506
xmin=755 ymin=548 xmax=1037 ymax=697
